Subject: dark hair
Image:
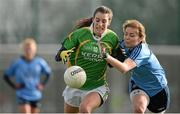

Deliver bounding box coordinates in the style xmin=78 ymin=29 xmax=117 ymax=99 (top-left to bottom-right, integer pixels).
xmin=74 ymin=6 xmax=113 ymax=29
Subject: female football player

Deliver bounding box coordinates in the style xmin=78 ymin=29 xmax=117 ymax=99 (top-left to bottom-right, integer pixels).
xmin=4 ymin=38 xmax=51 ymax=114
xmin=103 ymin=20 xmax=170 ymax=113
xmin=55 ymin=6 xmax=119 ymax=113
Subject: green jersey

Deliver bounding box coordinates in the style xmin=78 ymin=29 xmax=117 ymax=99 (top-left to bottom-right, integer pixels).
xmin=62 ymin=26 xmax=119 ymax=90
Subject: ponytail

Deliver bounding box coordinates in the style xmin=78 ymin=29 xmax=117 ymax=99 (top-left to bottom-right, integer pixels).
xmin=74 ymin=17 xmax=93 ymax=29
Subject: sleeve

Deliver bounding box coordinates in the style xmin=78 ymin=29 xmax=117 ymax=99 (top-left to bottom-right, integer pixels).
xmin=3 ymin=60 xmax=18 ymax=89
xmin=4 ymin=60 xmax=18 ymax=77
xmin=40 ymin=58 xmax=51 ymax=76
xmin=55 ymin=30 xmax=79 ymax=61
xmin=105 ymin=32 xmax=120 ymax=68
xmin=55 ymin=45 xmax=66 ymax=61
xmin=40 ymin=58 xmax=52 ymax=85
xmin=103 ymin=31 xmax=119 ymax=55
xmin=110 ymin=32 xmax=119 ymax=50
xmin=3 ymin=75 xmax=16 ymax=89
xmin=62 ymin=30 xmax=79 ymax=50
xmin=129 ymin=44 xmax=149 ymax=67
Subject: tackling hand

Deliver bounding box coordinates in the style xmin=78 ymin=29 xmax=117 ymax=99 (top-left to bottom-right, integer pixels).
xmin=101 ymin=47 xmax=109 ymax=59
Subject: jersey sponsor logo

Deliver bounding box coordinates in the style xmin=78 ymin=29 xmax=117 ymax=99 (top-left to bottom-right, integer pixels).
xmin=80 ymin=43 xmax=104 ymax=62
xmin=81 ymin=51 xmax=103 ymax=62
xmin=83 ymin=44 xmax=99 ymax=53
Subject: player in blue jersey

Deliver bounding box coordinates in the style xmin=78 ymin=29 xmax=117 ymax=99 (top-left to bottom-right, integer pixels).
xmin=3 ymin=38 xmax=51 ymax=114
xmin=103 ymin=20 xmax=170 ymax=113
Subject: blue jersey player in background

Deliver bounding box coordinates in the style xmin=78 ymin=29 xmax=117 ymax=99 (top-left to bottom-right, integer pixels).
xmin=103 ymin=20 xmax=170 ymax=113
xmin=3 ymin=38 xmax=51 ymax=114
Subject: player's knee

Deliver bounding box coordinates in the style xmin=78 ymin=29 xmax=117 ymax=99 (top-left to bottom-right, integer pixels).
xmin=79 ymin=103 xmax=92 ymax=113
xmin=133 ymin=104 xmax=146 ymax=113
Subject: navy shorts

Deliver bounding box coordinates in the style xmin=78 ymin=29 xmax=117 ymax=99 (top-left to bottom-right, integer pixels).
xmin=129 ymin=80 xmax=170 ymax=113
xmin=17 ymin=97 xmax=41 ymax=108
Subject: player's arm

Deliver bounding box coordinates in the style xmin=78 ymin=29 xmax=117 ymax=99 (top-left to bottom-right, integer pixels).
xmin=112 ymin=46 xmax=127 ymax=62
xmin=105 ymin=54 xmax=136 ymax=74
xmin=3 ymin=61 xmax=25 ymax=90
xmin=3 ymin=75 xmax=25 ymax=89
xmin=106 ymin=42 xmax=143 ymax=73
xmin=55 ymin=30 xmax=79 ymax=64
xmin=37 ymin=73 xmax=50 ymax=91
xmin=55 ymin=46 xmax=66 ymax=61
xmin=55 ymin=46 xmax=75 ymax=64
xmin=37 ymin=59 xmax=52 ymax=91
xmin=40 ymin=74 xmax=50 ymax=86
xmin=40 ymin=59 xmax=52 ymax=86
xmin=108 ymin=33 xmax=126 ymax=66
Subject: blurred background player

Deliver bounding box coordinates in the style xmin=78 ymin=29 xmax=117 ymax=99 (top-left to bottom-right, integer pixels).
xmin=103 ymin=20 xmax=170 ymax=113
xmin=3 ymin=38 xmax=51 ymax=114
xmin=55 ymin=6 xmax=119 ymax=113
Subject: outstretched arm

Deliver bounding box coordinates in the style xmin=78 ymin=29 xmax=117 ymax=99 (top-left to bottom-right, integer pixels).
xmin=105 ymin=54 xmax=136 ymax=74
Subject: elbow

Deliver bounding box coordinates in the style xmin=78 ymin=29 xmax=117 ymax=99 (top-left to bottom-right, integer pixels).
xmin=55 ymin=54 xmax=61 ymax=62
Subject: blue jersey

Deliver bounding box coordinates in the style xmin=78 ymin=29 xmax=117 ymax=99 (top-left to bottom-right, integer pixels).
xmin=120 ymin=41 xmax=167 ymax=96
xmin=4 ymin=56 xmax=51 ymax=100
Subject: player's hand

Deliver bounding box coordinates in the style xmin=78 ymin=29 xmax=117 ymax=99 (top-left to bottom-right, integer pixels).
xmin=101 ymin=47 xmax=109 ymax=59
xmin=60 ymin=47 xmax=75 ymax=64
xmin=15 ymin=83 xmax=25 ymax=90
xmin=36 ymin=83 xmax=44 ymax=91
xmin=114 ymin=47 xmax=127 ymax=62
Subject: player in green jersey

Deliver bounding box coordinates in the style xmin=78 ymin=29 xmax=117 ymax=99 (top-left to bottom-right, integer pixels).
xmin=55 ymin=6 xmax=119 ymax=113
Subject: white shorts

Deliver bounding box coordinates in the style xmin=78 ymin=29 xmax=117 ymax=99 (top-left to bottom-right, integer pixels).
xmin=62 ymin=85 xmax=110 ymax=107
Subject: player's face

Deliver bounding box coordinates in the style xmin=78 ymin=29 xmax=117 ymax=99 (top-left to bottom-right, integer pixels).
xmin=23 ymin=43 xmax=37 ymax=60
xmin=124 ymin=27 xmax=142 ymax=48
xmin=92 ymin=12 xmax=110 ymax=37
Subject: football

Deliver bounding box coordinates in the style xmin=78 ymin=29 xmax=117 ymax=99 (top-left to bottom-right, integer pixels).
xmin=64 ymin=66 xmax=86 ymax=88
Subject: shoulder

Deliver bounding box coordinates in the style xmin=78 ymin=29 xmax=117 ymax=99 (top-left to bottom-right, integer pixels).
xmin=34 ymin=57 xmax=51 ymax=69
xmin=130 ymin=43 xmax=150 ymax=60
xmin=34 ymin=57 xmax=51 ymax=72
xmin=106 ymin=29 xmax=118 ymax=38
xmin=104 ymin=29 xmax=119 ymax=42
xmin=139 ymin=43 xmax=150 ymax=56
xmin=33 ymin=57 xmax=47 ymax=64
xmin=74 ymin=27 xmax=91 ymax=33
xmin=13 ymin=57 xmax=24 ymax=65
xmin=68 ymin=27 xmax=91 ymax=38
xmin=7 ymin=57 xmax=23 ymax=69
xmin=129 ymin=43 xmax=143 ymax=60
xmin=35 ymin=56 xmax=46 ymax=61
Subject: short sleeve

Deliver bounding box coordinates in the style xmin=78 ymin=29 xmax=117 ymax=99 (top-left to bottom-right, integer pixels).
xmin=103 ymin=30 xmax=119 ymax=55
xmin=62 ymin=30 xmax=79 ymax=50
xmin=129 ymin=44 xmax=149 ymax=67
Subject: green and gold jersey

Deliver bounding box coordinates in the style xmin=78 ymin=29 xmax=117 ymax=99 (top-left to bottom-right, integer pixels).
xmin=62 ymin=27 xmax=119 ymax=90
